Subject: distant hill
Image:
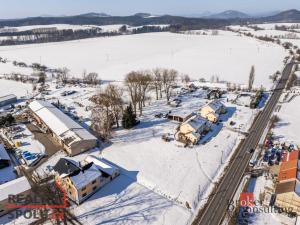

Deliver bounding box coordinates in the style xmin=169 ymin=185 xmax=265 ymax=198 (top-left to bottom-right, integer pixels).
xmin=0 ymin=14 xmax=231 ymax=30
xmin=207 ymin=10 xmax=250 ymax=19
xmin=134 ymin=13 xmax=152 ymax=18
xmin=1 ymin=9 xmax=300 ymax=30
xmin=78 ymin=12 xmax=111 ymax=17
xmin=260 ymin=9 xmax=300 ymax=22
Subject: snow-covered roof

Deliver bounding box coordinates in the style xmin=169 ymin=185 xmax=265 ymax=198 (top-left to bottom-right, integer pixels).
xmin=0 ymin=176 xmax=31 ymax=202
xmin=169 ymin=111 xmax=194 ymax=119
xmin=183 ymin=115 xmax=207 ymax=131
xmin=85 ymin=155 xmax=119 ymax=177
xmin=0 ymin=144 xmax=10 ymax=161
xmin=207 ymin=100 xmax=225 ymax=112
xmin=29 ymin=100 xmax=97 ymax=144
xmin=0 ymin=94 xmax=17 ymax=103
xmin=69 ymin=163 xmax=101 ymax=190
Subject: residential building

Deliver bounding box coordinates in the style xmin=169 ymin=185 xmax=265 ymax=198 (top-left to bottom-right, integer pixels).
xmin=0 ymin=94 xmax=17 ymax=107
xmin=0 ymin=176 xmax=31 ymax=217
xmin=200 ymin=100 xmax=226 ymax=123
xmin=28 ymin=100 xmax=97 ymax=156
xmin=53 ymin=157 xmax=118 ymax=204
xmin=179 ymin=115 xmax=209 ymax=144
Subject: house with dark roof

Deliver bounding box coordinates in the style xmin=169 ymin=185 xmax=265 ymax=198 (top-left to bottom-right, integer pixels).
xmin=53 ymin=157 xmax=116 ymax=204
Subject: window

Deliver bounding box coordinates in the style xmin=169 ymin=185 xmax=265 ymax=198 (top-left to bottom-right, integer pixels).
xmin=92 ymin=180 xmax=97 ymax=184
xmin=93 ymin=186 xmax=97 ymax=191
xmin=81 ymin=186 xmax=86 ymax=192
xmin=82 ymin=193 xmax=87 ymax=198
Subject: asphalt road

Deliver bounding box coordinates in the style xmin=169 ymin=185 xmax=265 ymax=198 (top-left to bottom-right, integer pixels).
xmin=193 ymin=62 xmax=295 ymax=225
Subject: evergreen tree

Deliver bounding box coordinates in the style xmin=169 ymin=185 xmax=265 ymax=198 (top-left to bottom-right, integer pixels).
xmin=122 ymin=104 xmax=137 ymax=129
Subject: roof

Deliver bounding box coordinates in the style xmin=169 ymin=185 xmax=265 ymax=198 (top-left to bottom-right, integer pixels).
xmin=0 ymin=176 xmax=31 ymax=202
xmin=280 ymin=160 xmax=298 ymax=171
xmin=168 ymin=111 xmax=194 ymax=119
xmin=282 ymin=151 xmax=299 ymax=162
xmin=53 ymin=157 xmax=102 ymax=190
xmin=276 ymin=180 xmax=296 ymax=194
xmin=0 ymin=144 xmax=10 ymax=161
xmin=53 ymin=158 xmax=81 ymax=176
xmin=85 ymin=155 xmax=119 ymax=176
xmin=207 ymin=100 xmax=225 ymax=112
xmin=182 ymin=115 xmax=207 ymax=131
xmin=0 ymin=94 xmax=17 ymax=103
xmin=69 ymin=163 xmax=101 ymax=190
xmin=278 ymin=168 xmax=297 ymax=182
xmin=29 ymin=101 xmax=97 ymax=144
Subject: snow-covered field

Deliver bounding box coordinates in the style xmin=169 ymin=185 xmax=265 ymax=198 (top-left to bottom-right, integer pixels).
xmin=0 ymin=32 xmax=286 ymax=89
xmin=0 ymin=78 xmax=32 ymax=97
xmin=0 ymin=62 xmax=34 ymax=76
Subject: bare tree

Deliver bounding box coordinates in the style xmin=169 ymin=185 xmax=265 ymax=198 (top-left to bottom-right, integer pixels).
xmin=152 ymin=68 xmax=163 ymax=100
xmin=91 ymin=106 xmax=113 ymax=140
xmin=58 ymin=67 xmax=70 ymax=84
xmin=105 ymin=84 xmax=124 ymax=128
xmin=90 ymin=91 xmax=114 ymax=139
xmin=85 ymin=72 xmax=99 ymax=85
xmin=181 ymin=74 xmax=191 ymax=86
xmin=248 ymin=65 xmax=255 ymax=91
xmin=162 ymin=69 xmax=178 ymax=103
xmin=137 ymin=71 xmax=152 ymax=116
xmin=125 ymin=71 xmax=140 ymax=115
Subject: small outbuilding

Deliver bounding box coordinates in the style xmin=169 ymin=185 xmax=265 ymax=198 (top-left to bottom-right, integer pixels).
xmin=168 ymin=111 xmax=194 ymax=123
xmin=0 ymin=94 xmax=17 ymax=107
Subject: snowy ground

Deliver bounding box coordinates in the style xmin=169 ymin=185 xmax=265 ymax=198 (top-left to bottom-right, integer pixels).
xmin=0 ymin=28 xmax=289 ymax=225
xmin=273 ymin=86 xmax=300 ymax=145
xmin=0 ymin=31 xmax=286 ymax=89
xmin=0 ymin=78 xmax=32 ymax=98
xmin=90 ymin=88 xmax=258 ymax=212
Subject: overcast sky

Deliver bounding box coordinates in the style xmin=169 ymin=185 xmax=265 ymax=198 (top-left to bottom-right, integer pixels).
xmin=0 ymin=0 xmax=300 ymax=19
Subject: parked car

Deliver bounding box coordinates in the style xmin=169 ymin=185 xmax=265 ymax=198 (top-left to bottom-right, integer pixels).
xmin=155 ymin=113 xmax=163 ymax=118
xmin=247 ymin=148 xmax=255 ymax=154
